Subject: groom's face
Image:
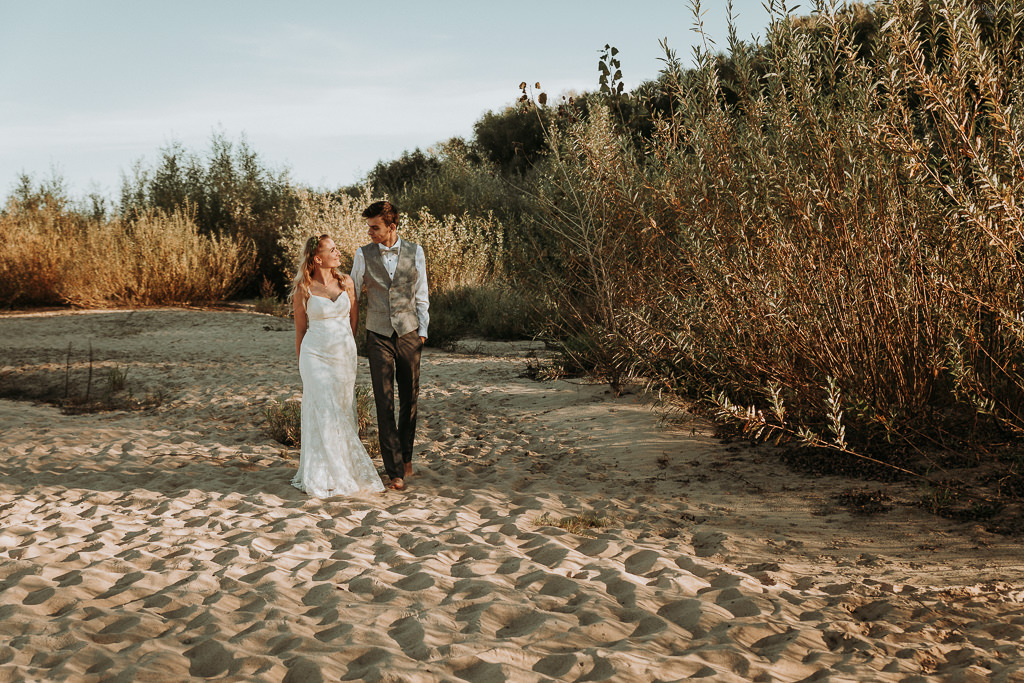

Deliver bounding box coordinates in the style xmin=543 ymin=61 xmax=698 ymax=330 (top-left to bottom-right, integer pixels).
xmin=366 ymin=216 xmax=397 ymax=245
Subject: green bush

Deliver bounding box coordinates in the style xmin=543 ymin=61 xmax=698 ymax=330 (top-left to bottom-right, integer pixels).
xmin=426 ymin=285 xmax=540 ymax=349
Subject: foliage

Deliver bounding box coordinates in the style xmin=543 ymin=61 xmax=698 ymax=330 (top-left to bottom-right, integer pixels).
xmin=372 ymin=138 xmax=536 ymax=222
xmin=281 ymin=185 xmax=376 ymax=279
xmin=253 ymin=277 xmax=290 ymax=317
xmin=264 ymin=384 xmax=376 ymax=452
xmin=402 ymin=209 xmax=507 ymax=293
xmin=0 ymin=187 xmax=255 ymax=307
xmin=426 ymin=285 xmax=539 ymax=349
xmin=365 ymin=148 xmax=442 ymax=198
xmin=518 ymin=0 xmax=1024 ymax=479
xmin=473 ymin=103 xmax=550 ymax=176
xmin=119 ymin=132 xmax=300 ymax=294
xmin=264 ymin=400 xmax=302 ymax=447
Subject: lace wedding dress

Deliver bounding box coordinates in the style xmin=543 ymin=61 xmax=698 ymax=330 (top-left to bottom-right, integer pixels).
xmin=292 ymin=293 xmax=385 ymax=497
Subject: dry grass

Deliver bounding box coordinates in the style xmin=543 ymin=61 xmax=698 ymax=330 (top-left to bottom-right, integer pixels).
xmin=263 ymin=400 xmax=302 ymax=447
xmin=0 ymin=200 xmax=255 ymax=307
xmin=402 ymin=210 xmax=506 ymax=292
xmin=535 ymin=512 xmax=608 ymax=537
xmin=278 ymin=187 xmax=375 ymax=278
xmin=252 ymin=277 xmax=290 ymax=317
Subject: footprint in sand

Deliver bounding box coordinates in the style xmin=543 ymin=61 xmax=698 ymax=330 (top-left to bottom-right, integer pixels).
xmin=315 ymin=622 xmax=352 ymax=642
xmin=533 ymin=653 xmax=579 ymax=677
xmin=453 ymin=658 xmax=505 ymax=682
xmin=629 ymin=614 xmax=669 ymax=638
xmin=454 ymin=602 xmax=490 ymax=634
xmin=283 ymin=657 xmax=324 ymax=683
xmin=623 ymin=549 xmax=661 ymax=575
xmin=538 ymin=575 xmax=578 ymax=597
xmin=714 ymin=586 xmax=763 ymax=617
xmin=388 ymin=615 xmax=430 ymax=661
xmin=495 ymin=610 xmax=547 ymax=639
xmin=394 ymin=572 xmax=435 ymax=591
xmin=184 ymin=638 xmax=235 ymax=678
xmin=340 ymin=646 xmax=389 ymax=681
xmin=691 ymin=530 xmax=728 ymax=557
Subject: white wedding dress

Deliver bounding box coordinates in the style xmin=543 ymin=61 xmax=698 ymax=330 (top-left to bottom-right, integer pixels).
xmin=292 ymin=293 xmax=385 ymax=497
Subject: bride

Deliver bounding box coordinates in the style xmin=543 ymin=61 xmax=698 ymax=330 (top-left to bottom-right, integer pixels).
xmin=289 ymin=234 xmax=385 ymax=497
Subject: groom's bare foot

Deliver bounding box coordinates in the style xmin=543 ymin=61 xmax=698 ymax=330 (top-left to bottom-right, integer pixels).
xmin=404 ymin=463 xmax=414 ymax=479
xmin=386 ymin=478 xmax=406 ymax=491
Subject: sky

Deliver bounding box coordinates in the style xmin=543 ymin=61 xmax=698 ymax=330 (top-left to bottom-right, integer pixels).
xmin=0 ymin=1 xmax=778 ymax=200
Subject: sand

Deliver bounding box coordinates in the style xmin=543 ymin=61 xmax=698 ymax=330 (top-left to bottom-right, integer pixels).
xmin=1 ymin=307 xmax=1023 ymax=682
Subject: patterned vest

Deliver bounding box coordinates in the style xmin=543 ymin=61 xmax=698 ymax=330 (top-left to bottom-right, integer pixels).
xmin=360 ymin=240 xmax=421 ymax=337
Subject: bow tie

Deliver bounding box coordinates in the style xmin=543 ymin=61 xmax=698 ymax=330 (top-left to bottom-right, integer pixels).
xmin=380 ymin=245 xmax=399 ymax=255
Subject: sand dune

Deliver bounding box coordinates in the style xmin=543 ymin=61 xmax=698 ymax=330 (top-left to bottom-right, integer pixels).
xmin=2 ymin=308 xmax=1024 ymax=682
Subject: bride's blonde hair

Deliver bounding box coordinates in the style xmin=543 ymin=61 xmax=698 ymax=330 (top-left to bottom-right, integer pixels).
xmin=289 ymin=234 xmax=342 ymax=307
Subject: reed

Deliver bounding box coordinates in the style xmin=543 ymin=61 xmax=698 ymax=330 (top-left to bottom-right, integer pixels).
xmin=522 ymin=0 xmax=1024 ymax=468
xmin=0 ymin=199 xmax=255 ymax=307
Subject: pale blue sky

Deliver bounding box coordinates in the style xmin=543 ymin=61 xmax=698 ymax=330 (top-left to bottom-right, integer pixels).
xmin=0 ymin=1 xmax=777 ymax=199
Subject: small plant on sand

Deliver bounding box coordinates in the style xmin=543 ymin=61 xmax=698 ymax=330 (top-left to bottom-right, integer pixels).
xmin=253 ymin=277 xmax=290 ymax=317
xmin=356 ymin=383 xmax=379 ymax=456
xmin=264 ymin=400 xmax=301 ymax=447
xmin=106 ymin=365 xmax=128 ymax=394
xmin=264 ymin=384 xmax=377 ymax=453
xmin=536 ymin=512 xmax=608 ymax=536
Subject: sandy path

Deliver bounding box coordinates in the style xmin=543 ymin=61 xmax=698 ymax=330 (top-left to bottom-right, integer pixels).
xmin=1 ymin=308 xmax=1023 ymax=682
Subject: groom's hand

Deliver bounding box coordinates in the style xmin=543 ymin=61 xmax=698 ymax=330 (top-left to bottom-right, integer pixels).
xmin=420 ymin=336 xmax=427 ymax=345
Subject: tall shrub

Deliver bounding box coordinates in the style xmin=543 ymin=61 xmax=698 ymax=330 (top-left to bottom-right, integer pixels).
xmin=525 ymin=0 xmax=1024 ymax=456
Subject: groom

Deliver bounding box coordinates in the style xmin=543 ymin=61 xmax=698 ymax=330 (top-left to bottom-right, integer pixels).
xmin=351 ymin=200 xmax=429 ymax=491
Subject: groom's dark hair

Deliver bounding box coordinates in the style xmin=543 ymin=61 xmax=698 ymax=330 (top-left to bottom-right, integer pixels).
xmin=362 ymin=200 xmax=399 ymax=227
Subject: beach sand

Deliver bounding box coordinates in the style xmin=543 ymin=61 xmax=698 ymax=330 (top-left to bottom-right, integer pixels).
xmin=1 ymin=308 xmax=1023 ymax=682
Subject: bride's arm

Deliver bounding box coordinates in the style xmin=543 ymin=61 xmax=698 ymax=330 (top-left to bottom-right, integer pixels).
xmin=343 ymin=275 xmax=358 ymax=336
xmin=293 ymin=289 xmax=308 ymax=362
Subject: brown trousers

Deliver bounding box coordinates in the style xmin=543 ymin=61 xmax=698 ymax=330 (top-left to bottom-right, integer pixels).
xmin=366 ymin=330 xmax=422 ymax=480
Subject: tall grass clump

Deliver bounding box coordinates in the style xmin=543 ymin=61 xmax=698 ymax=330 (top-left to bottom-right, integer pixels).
xmin=0 ymin=187 xmax=255 ymax=307
xmin=264 ymin=384 xmax=378 ymax=454
xmin=525 ymin=0 xmax=1024 ymax=467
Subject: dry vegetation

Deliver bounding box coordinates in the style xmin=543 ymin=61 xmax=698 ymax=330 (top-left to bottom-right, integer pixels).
xmin=0 ymin=200 xmax=255 ymax=307
xmin=264 ymin=384 xmax=378 ymax=457
xmin=517 ymin=0 xmax=1024 ymax=515
xmin=535 ymin=1 xmax=1024 ymax=434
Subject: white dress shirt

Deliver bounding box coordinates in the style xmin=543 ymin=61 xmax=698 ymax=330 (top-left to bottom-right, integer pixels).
xmin=350 ymin=237 xmax=430 ymax=338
